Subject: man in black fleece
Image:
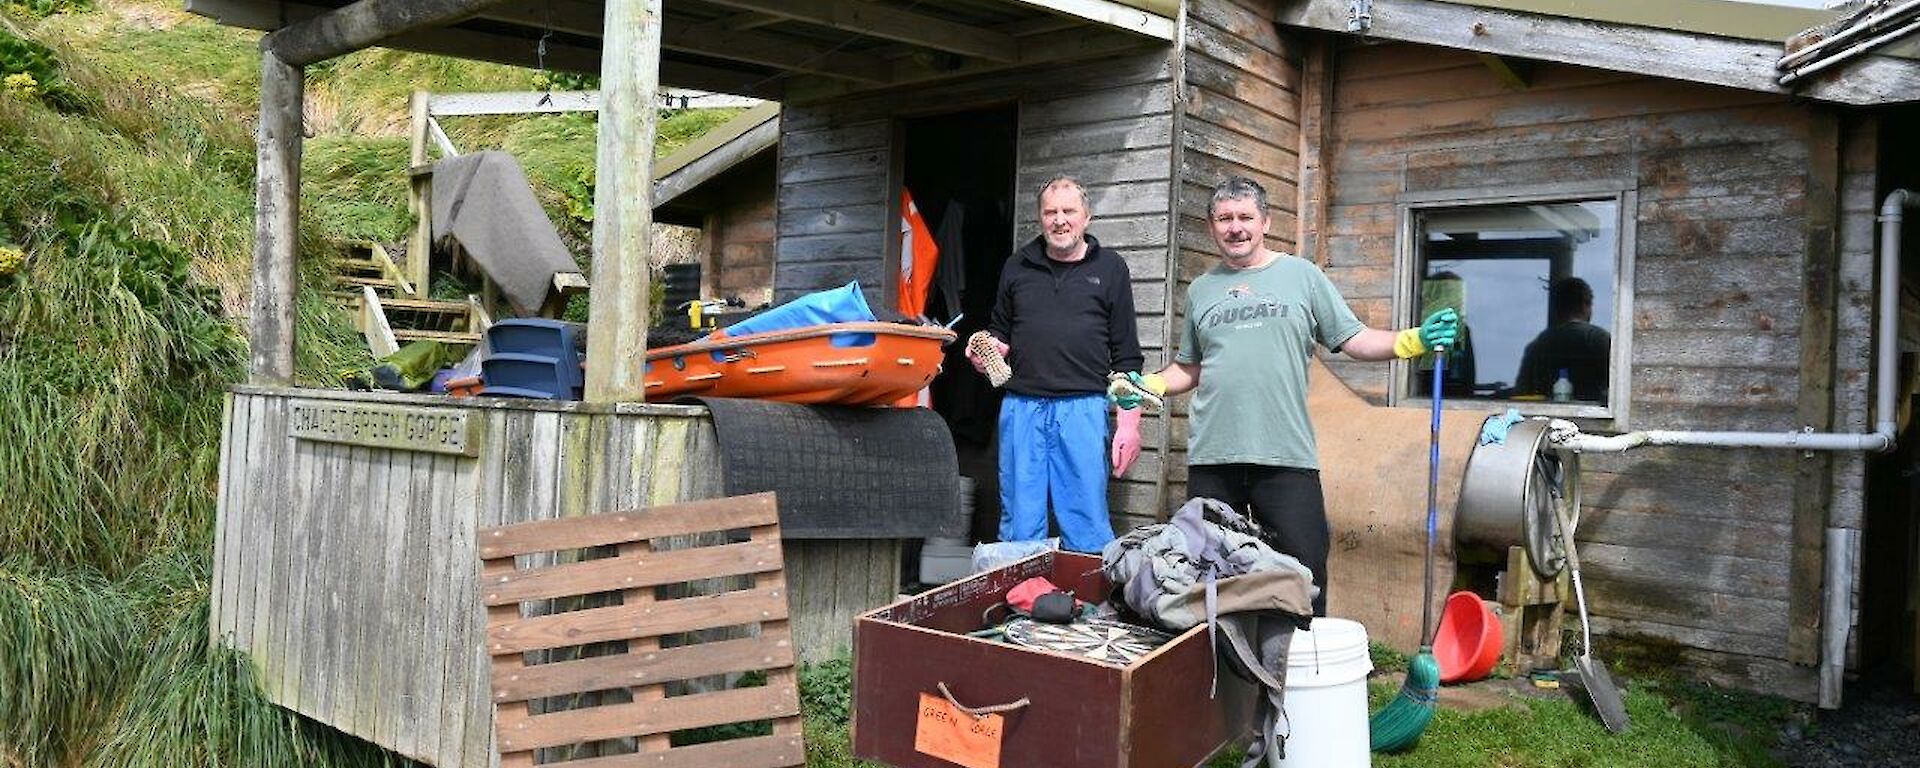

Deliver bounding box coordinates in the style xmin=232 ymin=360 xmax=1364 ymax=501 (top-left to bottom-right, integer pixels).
xmin=967 ymin=176 xmax=1146 ymax=553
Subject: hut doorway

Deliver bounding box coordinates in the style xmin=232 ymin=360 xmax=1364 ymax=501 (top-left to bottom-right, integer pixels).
xmin=1864 ymin=104 xmax=1920 ymax=694
xmin=900 ymin=105 xmax=1018 ymax=546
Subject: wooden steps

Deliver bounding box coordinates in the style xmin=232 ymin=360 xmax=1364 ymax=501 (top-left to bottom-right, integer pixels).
xmin=332 ymin=240 xmax=488 ymax=358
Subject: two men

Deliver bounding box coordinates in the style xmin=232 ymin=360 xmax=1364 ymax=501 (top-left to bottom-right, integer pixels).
xmin=969 ymin=176 xmax=1144 ymax=554
xmin=1111 ymin=176 xmax=1457 ymax=615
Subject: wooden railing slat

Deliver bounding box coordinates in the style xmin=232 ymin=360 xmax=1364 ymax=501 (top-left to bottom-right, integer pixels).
xmin=477 ymin=492 xmax=778 ymax=558
xmin=495 ymin=683 xmax=800 ymax=753
xmin=482 ymin=536 xmax=783 ymax=606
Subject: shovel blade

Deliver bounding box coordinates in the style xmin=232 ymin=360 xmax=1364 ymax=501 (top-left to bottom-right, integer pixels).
xmin=1574 ymin=655 xmax=1631 ymax=733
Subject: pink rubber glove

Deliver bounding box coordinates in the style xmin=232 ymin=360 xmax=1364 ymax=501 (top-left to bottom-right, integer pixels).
xmin=1111 ymin=407 xmax=1143 ymax=478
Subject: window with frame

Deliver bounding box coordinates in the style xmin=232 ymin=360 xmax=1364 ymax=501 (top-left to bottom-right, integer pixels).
xmin=1404 ymin=198 xmax=1624 ymax=415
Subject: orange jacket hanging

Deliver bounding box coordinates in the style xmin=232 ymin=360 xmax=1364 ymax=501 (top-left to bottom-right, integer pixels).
xmin=898 ymin=189 xmax=940 ymax=319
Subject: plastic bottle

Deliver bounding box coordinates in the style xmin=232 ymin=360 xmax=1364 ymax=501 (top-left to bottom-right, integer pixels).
xmin=1552 ymin=369 xmax=1574 ymax=402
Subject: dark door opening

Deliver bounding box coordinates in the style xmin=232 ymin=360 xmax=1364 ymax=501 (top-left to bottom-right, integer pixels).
xmin=1865 ymin=104 xmax=1920 ymax=694
xmin=902 ymin=106 xmax=1017 ymax=546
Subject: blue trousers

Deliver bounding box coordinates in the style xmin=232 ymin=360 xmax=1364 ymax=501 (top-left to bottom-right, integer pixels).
xmin=998 ymin=392 xmax=1114 ymax=553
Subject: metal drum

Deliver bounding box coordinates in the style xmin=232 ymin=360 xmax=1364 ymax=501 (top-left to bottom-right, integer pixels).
xmin=1455 ymin=417 xmax=1579 ymax=579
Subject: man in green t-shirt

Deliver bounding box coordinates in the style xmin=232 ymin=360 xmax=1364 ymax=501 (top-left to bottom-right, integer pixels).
xmin=1109 ymin=176 xmax=1457 ymax=615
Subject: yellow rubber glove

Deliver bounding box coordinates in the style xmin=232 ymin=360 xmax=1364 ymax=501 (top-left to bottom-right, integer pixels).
xmin=1394 ymin=308 xmax=1460 ymax=359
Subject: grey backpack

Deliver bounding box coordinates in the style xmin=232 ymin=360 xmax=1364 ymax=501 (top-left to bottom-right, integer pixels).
xmin=1100 ymin=497 xmax=1319 ymax=767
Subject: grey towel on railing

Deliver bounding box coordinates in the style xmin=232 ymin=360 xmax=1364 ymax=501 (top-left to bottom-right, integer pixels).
xmin=431 ymin=151 xmax=579 ymax=315
xmin=697 ymin=397 xmax=963 ymax=539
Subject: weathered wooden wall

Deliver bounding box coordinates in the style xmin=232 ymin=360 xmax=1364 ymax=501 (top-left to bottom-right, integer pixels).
xmin=703 ymin=181 xmax=777 ymax=307
xmin=1310 ymin=39 xmax=1871 ymax=700
xmin=211 ymin=388 xmax=898 ymax=767
xmin=775 ymin=43 xmax=1179 ymax=528
xmin=1154 ymin=0 xmax=1307 ymax=510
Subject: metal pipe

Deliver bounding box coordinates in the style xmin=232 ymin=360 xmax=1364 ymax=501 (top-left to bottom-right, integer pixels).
xmin=1778 ymin=0 xmax=1920 ymax=70
xmin=1555 ymin=189 xmax=1918 ymax=456
xmin=1779 ymin=12 xmax=1920 ymax=85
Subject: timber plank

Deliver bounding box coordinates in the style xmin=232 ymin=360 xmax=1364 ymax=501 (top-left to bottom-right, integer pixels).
xmin=483 ymin=537 xmax=783 ymax=606
xmin=495 ymin=684 xmax=800 ymax=753
xmin=276 ymin=425 xmax=315 ymax=706
xmin=491 ymin=634 xmax=796 ymax=702
xmin=487 ymin=586 xmax=790 ymax=656
xmin=1023 ymin=82 xmax=1176 ymax=130
xmin=210 ymin=393 xmax=237 ymax=646
xmin=463 ymin=409 xmax=514 ymax=767
xmin=435 ymin=451 xmax=473 ymax=767
xmin=555 ymin=734 xmax=804 ymax=768
xmin=355 ymin=449 xmax=392 ymax=740
xmin=478 ymin=493 xmax=779 ymax=558
xmin=374 ymin=449 xmax=412 ymax=749
xmin=232 ymin=394 xmax=268 ymax=653
xmin=417 ymin=453 xmax=456 ymax=759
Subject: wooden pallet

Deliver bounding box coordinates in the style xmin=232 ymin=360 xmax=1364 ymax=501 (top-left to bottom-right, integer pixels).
xmin=477 ymin=492 xmax=805 ymax=768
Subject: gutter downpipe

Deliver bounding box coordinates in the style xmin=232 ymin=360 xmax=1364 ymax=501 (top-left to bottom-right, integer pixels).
xmin=1551 ymin=190 xmax=1917 ymax=709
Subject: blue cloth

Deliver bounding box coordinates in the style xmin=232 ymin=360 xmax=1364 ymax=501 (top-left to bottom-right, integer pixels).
xmin=1480 ymin=408 xmax=1526 ymax=445
xmin=998 ymin=392 xmax=1115 ymax=554
xmin=720 ymin=281 xmax=877 ymax=347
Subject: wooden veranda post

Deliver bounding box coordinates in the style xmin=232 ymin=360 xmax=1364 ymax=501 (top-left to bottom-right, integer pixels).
xmin=584 ymin=0 xmax=664 ymax=402
xmin=249 ymin=49 xmax=302 ymax=385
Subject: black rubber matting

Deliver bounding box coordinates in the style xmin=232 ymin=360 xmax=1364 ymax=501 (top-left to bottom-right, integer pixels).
xmin=696 ymin=397 xmax=963 ymax=539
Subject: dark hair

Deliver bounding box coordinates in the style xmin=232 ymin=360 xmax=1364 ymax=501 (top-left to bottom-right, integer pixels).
xmin=1208 ymin=176 xmax=1269 ymax=217
xmin=1550 ymin=277 xmax=1594 ymax=320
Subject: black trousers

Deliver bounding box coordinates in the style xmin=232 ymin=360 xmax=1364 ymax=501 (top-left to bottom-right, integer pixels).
xmin=1186 ymin=463 xmax=1330 ymax=616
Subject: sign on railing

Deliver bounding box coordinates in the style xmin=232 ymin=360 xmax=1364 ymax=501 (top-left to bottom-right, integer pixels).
xmin=288 ymin=399 xmax=478 ymax=456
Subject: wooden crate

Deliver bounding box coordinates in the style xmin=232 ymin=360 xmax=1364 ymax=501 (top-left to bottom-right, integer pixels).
xmin=477 ymin=492 xmax=804 ymax=767
xmin=853 ymin=552 xmax=1253 ymax=768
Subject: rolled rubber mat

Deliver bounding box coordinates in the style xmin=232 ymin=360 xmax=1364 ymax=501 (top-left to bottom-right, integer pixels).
xmin=697 ymin=397 xmax=963 ymax=539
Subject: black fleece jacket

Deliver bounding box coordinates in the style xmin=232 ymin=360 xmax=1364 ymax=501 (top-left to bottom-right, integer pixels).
xmin=987 ymin=234 xmax=1145 ymax=397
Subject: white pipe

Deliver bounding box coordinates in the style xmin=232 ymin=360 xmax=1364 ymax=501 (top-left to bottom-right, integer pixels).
xmin=1556 ymin=189 xmax=1917 ymax=456
xmin=1819 ymin=527 xmax=1859 ymax=709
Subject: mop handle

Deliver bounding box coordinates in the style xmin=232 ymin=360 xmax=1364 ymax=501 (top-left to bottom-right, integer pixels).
xmin=1420 ymin=346 xmax=1444 ymax=645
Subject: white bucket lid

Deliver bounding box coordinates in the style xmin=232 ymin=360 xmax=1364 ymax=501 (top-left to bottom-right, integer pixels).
xmin=1286 ymin=617 xmax=1373 ymax=686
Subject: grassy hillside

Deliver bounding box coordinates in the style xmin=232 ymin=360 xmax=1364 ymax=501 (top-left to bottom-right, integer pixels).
xmin=0 ymin=2 xmax=738 ymax=765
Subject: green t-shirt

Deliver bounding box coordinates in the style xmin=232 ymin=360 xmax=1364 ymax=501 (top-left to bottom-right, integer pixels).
xmin=1175 ymin=254 xmax=1365 ymax=469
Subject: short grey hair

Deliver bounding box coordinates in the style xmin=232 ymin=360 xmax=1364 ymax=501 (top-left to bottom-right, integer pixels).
xmin=1208 ymin=176 xmax=1269 ymax=218
xmin=1036 ymin=175 xmax=1090 ymax=211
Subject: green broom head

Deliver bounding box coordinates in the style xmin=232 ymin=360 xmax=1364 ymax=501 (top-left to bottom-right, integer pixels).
xmin=1369 ymin=649 xmax=1440 ymax=753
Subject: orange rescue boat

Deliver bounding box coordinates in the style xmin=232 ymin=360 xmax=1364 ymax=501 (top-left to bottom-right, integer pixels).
xmin=643 ymin=321 xmax=957 ymax=406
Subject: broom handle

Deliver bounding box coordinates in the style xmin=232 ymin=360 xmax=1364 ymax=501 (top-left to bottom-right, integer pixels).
xmin=1421 ymin=346 xmax=1444 ymax=647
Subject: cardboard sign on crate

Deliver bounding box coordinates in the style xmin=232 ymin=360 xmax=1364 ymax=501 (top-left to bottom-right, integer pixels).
xmin=476 ymin=492 xmax=804 ymax=767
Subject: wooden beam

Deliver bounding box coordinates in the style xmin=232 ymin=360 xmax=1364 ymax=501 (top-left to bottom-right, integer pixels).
xmin=722 ymin=11 xmax=785 ymax=31
xmin=784 ymin=26 xmax=1154 ymax=102
xmin=697 ymin=0 xmax=1021 ymax=62
xmin=475 ymin=1 xmax=889 ymax=83
xmin=661 ymin=16 xmax=891 ymax=84
xmin=583 ymin=0 xmax=661 ymax=403
xmin=430 ymin=90 xmax=601 ymax=116
xmin=996 ymin=0 xmax=1176 ymax=40
xmin=265 ymin=0 xmax=511 ymax=66
xmin=379 ymin=25 xmax=781 ymax=97
xmin=405 ymin=90 xmax=432 ymax=300
xmin=1791 ymin=111 xmax=1844 ymax=667
xmin=249 ymin=50 xmax=301 ymax=386
xmin=1297 ymin=35 xmax=1334 ymax=267
xmin=1275 ymin=0 xmax=1920 ymax=106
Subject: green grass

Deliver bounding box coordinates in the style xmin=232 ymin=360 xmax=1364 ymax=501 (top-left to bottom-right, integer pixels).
xmin=788 ymin=652 xmax=1790 ymax=768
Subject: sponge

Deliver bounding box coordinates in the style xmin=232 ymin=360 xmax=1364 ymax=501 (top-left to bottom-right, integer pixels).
xmin=968 ymin=331 xmax=1011 ymax=387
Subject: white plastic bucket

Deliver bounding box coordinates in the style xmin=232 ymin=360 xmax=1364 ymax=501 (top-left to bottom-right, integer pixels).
xmin=1275 ymin=617 xmax=1373 ymax=768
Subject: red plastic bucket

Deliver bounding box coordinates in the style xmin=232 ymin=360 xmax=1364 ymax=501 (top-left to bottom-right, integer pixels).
xmin=1434 ymin=590 xmax=1503 ymax=684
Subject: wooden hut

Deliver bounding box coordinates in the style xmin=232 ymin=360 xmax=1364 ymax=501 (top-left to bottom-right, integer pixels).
xmin=193 ymin=0 xmax=1920 ymax=762
xmin=652 ymin=101 xmax=780 ymax=309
